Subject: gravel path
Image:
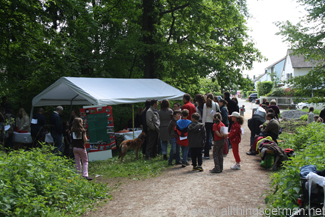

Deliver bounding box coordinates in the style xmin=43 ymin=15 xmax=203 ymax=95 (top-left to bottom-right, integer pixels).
xmin=85 ymin=100 xmax=271 ymax=217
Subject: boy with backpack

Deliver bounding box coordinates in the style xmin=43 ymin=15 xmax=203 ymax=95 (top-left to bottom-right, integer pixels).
xmin=168 ymin=110 xmax=182 ymax=165
xmin=175 ymin=109 xmax=191 ymax=167
xmin=188 ymin=113 xmax=206 ymax=171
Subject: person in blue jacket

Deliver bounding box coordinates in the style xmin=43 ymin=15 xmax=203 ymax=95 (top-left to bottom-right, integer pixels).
xmin=50 ymin=106 xmax=63 ymax=153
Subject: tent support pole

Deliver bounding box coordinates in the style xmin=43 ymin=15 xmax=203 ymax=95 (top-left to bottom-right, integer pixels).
xmin=132 ymin=104 xmax=135 ymax=139
xmin=30 ymin=106 xmax=34 ymax=119
xmin=70 ymin=94 xmax=79 ymax=113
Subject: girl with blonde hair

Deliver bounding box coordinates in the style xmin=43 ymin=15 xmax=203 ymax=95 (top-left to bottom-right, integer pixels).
xmin=71 ymin=118 xmax=91 ymax=180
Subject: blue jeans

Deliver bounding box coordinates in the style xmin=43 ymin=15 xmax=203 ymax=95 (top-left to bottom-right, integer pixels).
xmin=161 ymin=141 xmax=168 ymax=155
xmin=169 ymin=138 xmax=180 ymax=163
xmin=181 ymin=146 xmax=189 ymax=164
xmin=52 ymin=132 xmax=63 ymax=153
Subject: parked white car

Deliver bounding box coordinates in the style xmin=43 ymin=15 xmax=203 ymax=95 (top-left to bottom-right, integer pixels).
xmin=296 ymin=102 xmax=325 ymax=110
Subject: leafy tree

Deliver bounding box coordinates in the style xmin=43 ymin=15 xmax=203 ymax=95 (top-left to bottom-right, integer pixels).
xmin=266 ymin=88 xmax=285 ymax=97
xmin=198 ymin=77 xmax=220 ymax=96
xmin=0 ymin=0 xmax=264 ymax=114
xmin=256 ymin=81 xmax=273 ymax=97
xmin=239 ymin=75 xmax=255 ymax=97
xmin=276 ymin=0 xmax=325 ymax=101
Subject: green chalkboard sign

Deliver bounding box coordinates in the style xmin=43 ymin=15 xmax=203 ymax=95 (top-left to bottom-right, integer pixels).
xmin=87 ymin=113 xmax=111 ymax=143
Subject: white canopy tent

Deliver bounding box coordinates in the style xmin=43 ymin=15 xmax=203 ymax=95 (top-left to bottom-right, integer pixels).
xmin=32 ymin=77 xmax=185 ymax=140
xmin=32 ymin=77 xmax=185 ymax=108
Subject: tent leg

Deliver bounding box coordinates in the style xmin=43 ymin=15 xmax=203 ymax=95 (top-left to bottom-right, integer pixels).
xmin=30 ymin=106 xmax=34 ymax=119
xmin=132 ymin=104 xmax=135 ymax=139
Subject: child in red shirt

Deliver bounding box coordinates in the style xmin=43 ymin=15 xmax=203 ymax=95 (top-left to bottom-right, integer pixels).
xmin=227 ymin=112 xmax=244 ymax=170
xmin=210 ymin=113 xmax=227 ymax=173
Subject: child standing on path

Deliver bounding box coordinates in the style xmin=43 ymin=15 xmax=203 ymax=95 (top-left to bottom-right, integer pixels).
xmin=227 ymin=112 xmax=244 ymax=170
xmin=188 ymin=113 xmax=206 ymax=172
xmin=168 ymin=110 xmax=182 ymax=165
xmin=175 ymin=109 xmax=192 ymax=167
xmin=210 ymin=113 xmax=226 ymax=173
xmin=240 ymin=105 xmax=245 ymax=116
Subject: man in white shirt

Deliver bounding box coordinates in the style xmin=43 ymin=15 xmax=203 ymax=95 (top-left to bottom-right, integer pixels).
xmin=254 ymin=106 xmax=266 ymax=120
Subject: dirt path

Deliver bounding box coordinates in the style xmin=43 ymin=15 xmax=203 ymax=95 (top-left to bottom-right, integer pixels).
xmin=85 ymin=99 xmax=271 ymax=217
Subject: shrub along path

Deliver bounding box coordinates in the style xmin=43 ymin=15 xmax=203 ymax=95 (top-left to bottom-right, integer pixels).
xmin=85 ymin=99 xmax=271 ymax=217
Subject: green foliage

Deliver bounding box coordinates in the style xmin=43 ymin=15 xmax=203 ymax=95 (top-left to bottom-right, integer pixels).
xmin=238 ymin=76 xmax=255 ymax=98
xmin=88 ymin=151 xmax=171 ymax=179
xmin=0 ymin=146 xmax=109 ymax=216
xmin=112 ymin=105 xmax=134 ymax=132
xmin=0 ymin=0 xmax=263 ymax=115
xmin=198 ymin=78 xmax=220 ymax=96
xmin=266 ymin=88 xmax=285 ymax=97
xmin=299 ymin=114 xmax=307 ymax=121
xmin=256 ymin=81 xmax=273 ymax=97
xmin=266 ymin=123 xmax=325 ymax=213
xmin=246 ymin=91 xmax=257 ymax=97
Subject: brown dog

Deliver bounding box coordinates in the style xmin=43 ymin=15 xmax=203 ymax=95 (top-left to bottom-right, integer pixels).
xmin=118 ymin=132 xmax=146 ymax=162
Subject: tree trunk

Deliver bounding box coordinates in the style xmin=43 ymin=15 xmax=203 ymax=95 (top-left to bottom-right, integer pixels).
xmin=142 ymin=0 xmax=156 ymax=78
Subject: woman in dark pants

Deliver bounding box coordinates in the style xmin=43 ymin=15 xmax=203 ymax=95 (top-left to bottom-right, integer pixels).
xmin=219 ymin=99 xmax=229 ymax=155
xmin=202 ymin=94 xmax=220 ymax=159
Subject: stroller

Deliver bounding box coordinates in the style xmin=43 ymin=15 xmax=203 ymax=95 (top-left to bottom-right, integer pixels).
xmin=290 ymin=166 xmax=325 ymax=217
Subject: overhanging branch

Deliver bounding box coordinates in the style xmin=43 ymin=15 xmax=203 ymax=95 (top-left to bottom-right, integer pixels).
xmin=160 ymin=3 xmax=190 ymax=15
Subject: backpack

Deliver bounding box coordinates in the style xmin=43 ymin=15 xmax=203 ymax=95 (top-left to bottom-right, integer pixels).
xmin=175 ymin=125 xmax=189 ymax=147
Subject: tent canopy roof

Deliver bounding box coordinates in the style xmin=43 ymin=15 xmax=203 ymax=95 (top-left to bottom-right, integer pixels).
xmin=32 ymin=77 xmax=185 ymax=107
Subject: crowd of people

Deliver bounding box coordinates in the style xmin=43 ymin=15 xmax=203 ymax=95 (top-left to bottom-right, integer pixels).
xmin=246 ymin=98 xmax=281 ymax=155
xmin=140 ymin=92 xmax=244 ymax=173
xmin=5 ymin=93 xmax=323 ymax=177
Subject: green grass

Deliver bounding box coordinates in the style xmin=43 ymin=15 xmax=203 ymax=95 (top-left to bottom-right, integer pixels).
xmin=280 ymin=118 xmax=307 ymax=134
xmin=88 ymin=149 xmax=172 ymax=180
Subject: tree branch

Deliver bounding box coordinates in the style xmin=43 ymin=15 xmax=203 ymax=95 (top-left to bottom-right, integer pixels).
xmin=160 ymin=3 xmax=190 ymax=15
xmin=107 ymin=0 xmax=122 ymax=13
xmin=167 ymin=0 xmax=176 ymax=43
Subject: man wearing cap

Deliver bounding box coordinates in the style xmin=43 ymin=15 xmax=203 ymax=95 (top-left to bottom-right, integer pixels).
xmin=50 ymin=106 xmax=64 ymax=152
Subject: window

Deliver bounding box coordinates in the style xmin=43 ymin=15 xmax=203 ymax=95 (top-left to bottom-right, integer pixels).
xmin=287 ymin=73 xmax=292 ymax=79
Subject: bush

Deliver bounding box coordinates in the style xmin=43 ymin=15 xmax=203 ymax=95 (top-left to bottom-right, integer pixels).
xmin=241 ymin=90 xmax=247 ymax=98
xmin=299 ymin=114 xmax=307 ymax=121
xmin=0 ymin=146 xmax=109 ymax=216
xmin=266 ymin=88 xmax=285 ymax=97
xmin=265 ymin=123 xmax=325 ymax=214
xmin=246 ymin=91 xmax=257 ymax=97
xmin=256 ymin=81 xmax=273 ymax=97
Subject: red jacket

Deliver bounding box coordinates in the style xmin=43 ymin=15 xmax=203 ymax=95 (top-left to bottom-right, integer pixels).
xmin=228 ymin=122 xmax=241 ymax=144
xmin=182 ymin=102 xmax=196 ymax=120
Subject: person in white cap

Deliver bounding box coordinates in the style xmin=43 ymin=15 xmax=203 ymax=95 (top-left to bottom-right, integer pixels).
xmin=226 ymin=112 xmax=244 ymax=170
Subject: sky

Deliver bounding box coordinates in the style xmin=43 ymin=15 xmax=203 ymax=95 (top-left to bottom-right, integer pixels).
xmin=243 ymin=0 xmax=306 ymax=79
